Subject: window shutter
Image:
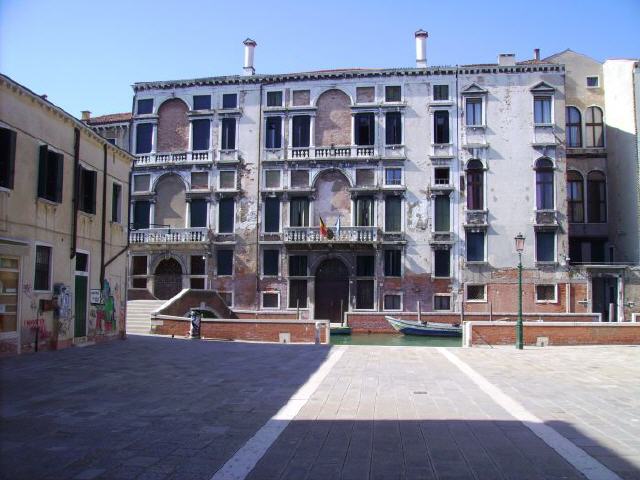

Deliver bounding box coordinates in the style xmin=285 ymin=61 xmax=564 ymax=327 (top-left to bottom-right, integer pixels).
xmin=37 ymin=145 xmax=48 ymax=198
xmin=7 ymin=130 xmax=16 ymax=189
xmin=89 ymin=170 xmax=97 ymax=213
xmin=55 ymin=152 xmax=64 ymax=202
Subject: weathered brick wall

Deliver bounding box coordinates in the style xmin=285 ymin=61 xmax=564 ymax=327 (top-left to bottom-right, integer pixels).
xmin=469 ymin=323 xmax=640 ymax=346
xmin=157 ymin=98 xmax=189 ymax=152
xmin=314 ymin=89 xmax=351 ymax=146
xmin=235 ymin=311 xmax=298 ymax=320
xmin=464 ymin=282 xmax=582 ymax=313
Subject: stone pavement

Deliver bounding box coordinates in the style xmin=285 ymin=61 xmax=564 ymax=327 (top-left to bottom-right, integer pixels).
xmin=1 ymin=337 xmax=639 ymax=480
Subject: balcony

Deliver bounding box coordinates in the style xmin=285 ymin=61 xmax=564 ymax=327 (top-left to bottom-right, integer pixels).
xmin=287 ymin=146 xmax=377 ymax=161
xmin=134 ymin=151 xmax=212 ymax=167
xmin=535 ymin=209 xmax=559 ymax=227
xmin=430 ymin=231 xmax=454 ymax=246
xmin=129 ymin=227 xmax=208 ymax=244
xmin=284 ymin=226 xmax=378 ymax=246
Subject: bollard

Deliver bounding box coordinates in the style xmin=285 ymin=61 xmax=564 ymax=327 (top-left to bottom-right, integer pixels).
xmin=189 ymin=309 xmax=202 ymax=339
xmin=314 ymin=322 xmax=322 ymax=344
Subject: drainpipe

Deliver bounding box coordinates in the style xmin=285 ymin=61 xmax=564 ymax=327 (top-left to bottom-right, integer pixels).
xmin=255 ymin=83 xmax=264 ymax=310
xmin=70 ymin=128 xmax=80 ymax=259
xmin=100 ymin=144 xmax=108 ymax=285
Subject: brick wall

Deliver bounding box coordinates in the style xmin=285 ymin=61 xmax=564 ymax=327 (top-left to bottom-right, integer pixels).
xmin=315 ymin=89 xmax=351 ymax=146
xmin=235 ymin=311 xmax=298 ymax=320
xmin=157 ymin=98 xmax=189 ymax=152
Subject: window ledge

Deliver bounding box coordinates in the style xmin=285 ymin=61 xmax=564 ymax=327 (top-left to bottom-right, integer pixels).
xmin=466 ymin=261 xmax=488 ymax=265
xmin=465 ymin=124 xmax=487 ymax=129
xmin=535 ymin=300 xmax=558 ymax=304
xmin=79 ymin=211 xmax=96 ymax=219
xmin=535 ymin=261 xmax=558 ymax=266
xmin=466 ymin=299 xmax=487 ymax=303
xmin=36 ymin=197 xmax=59 ymax=207
xmin=0 ymin=186 xmax=12 ymax=194
xmin=534 ymin=123 xmax=555 ymax=128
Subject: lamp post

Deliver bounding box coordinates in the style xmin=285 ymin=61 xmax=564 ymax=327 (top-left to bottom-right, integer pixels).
xmin=514 ymin=233 xmax=525 ymax=349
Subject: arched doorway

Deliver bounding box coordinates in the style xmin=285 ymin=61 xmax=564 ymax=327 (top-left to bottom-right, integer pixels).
xmin=154 ymin=258 xmax=183 ymax=300
xmin=314 ymin=258 xmax=349 ymax=323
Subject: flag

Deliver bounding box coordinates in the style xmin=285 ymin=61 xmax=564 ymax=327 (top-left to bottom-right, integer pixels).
xmin=319 ymin=216 xmax=328 ymax=237
xmin=335 ymin=217 xmax=341 ymax=239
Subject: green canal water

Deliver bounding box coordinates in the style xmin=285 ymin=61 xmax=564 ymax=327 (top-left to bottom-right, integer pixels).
xmin=330 ymin=333 xmax=461 ymax=347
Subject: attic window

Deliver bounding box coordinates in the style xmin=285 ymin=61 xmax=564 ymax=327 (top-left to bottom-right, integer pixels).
xmin=586 ymin=76 xmax=599 ymax=88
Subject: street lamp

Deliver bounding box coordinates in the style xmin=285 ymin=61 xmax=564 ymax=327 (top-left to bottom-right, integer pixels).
xmin=514 ymin=233 xmax=525 ymax=349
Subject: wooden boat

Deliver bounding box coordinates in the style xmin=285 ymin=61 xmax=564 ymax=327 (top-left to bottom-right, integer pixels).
xmin=385 ymin=316 xmax=462 ymax=337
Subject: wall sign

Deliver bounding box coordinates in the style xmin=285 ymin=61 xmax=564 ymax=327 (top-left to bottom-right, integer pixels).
xmin=90 ymin=289 xmax=103 ymax=305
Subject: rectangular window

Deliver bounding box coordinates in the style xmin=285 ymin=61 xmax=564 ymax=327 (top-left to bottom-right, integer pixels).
xmin=466 ymin=231 xmax=485 ymax=262
xmin=385 ymin=86 xmax=401 ymax=102
xmin=217 ymin=249 xmax=233 ymax=275
xmin=434 ymin=195 xmax=450 ymax=232
xmin=467 ymin=285 xmax=486 ymax=301
xmin=264 ymin=197 xmax=280 ymax=232
xmin=132 ymin=256 xmax=147 ymax=275
xmin=290 ymin=170 xmax=309 ymax=188
xmin=292 ymin=116 xmax=310 ymax=148
xmin=106 ymin=138 xmax=116 ymax=146
xmin=536 ymin=284 xmax=557 ymax=302
xmin=433 ymin=85 xmax=449 ymax=101
xmin=267 ymin=91 xmax=283 ymax=107
xmin=586 ymin=76 xmax=599 ymax=88
xmin=132 ymin=278 xmax=147 ymax=288
xmin=434 ymin=168 xmax=449 ymax=185
xmin=434 ymin=250 xmax=450 ymax=277
xmin=133 ymin=201 xmax=150 ymax=229
xmin=219 ymin=170 xmax=236 ymax=190
xmin=385 ymin=196 xmax=401 ymax=232
xmin=356 ymin=169 xmax=375 ymax=186
xmin=356 ymin=196 xmax=374 ymax=227
xmin=289 ymin=197 xmax=309 ymax=227
xmin=75 ymin=253 xmax=89 ymax=273
xmin=384 ymin=294 xmax=402 ymax=311
xmin=190 ymin=199 xmax=207 ymax=227
xmin=191 ymin=172 xmax=209 ymax=190
xmin=221 ymin=118 xmax=236 ymax=149
xmin=193 ymin=95 xmax=211 ymax=110
xmin=137 ymin=99 xmax=153 ymax=114
xmin=265 ymin=117 xmax=282 ymax=148
xmin=356 ymin=256 xmax=375 ymax=276
xmin=263 ymin=249 xmax=279 ymax=276
xmin=385 ymin=112 xmax=402 ymax=145
xmin=384 ymin=250 xmax=401 ymax=277
xmin=192 ymin=119 xmax=210 ymax=151
xmin=434 ymin=295 xmax=451 ymax=311
xmin=536 ymin=231 xmax=555 ymax=262
xmin=135 ymin=123 xmax=153 ymax=154
xmin=34 ymin=245 xmax=52 ymax=291
xmin=534 ymin=96 xmax=552 ymax=124
xmin=289 ymin=255 xmax=308 ymax=276
xmin=37 ymin=146 xmax=64 ymax=203
xmin=0 ymin=128 xmax=17 ymax=189
xmin=356 ymin=280 xmax=374 ymax=309
xmin=111 ymin=183 xmax=122 ymax=223
xmin=218 ymin=198 xmax=234 ymax=233
xmin=289 ymin=280 xmax=308 ymax=308
xmin=356 ymin=87 xmax=375 ymax=103
xmin=190 ymin=278 xmax=205 ymax=289
xmin=465 ymin=98 xmax=483 ymax=126
xmin=222 ymin=94 xmax=237 ymax=109
xmin=354 ymin=113 xmax=375 ymax=146
xmin=434 ymin=111 xmax=450 ymax=144
xmin=292 ymin=90 xmax=310 ymax=106
xmin=191 ymin=255 xmax=205 ymax=275
xmin=78 ymin=167 xmax=97 ymax=214
xmin=133 ymin=174 xmax=150 ymax=192
xmin=265 ymin=170 xmax=281 ymax=189
xmin=0 ymin=255 xmax=19 ymax=332
xmin=262 ymin=292 xmax=279 ymax=309
xmin=385 ymin=168 xmax=402 ymax=186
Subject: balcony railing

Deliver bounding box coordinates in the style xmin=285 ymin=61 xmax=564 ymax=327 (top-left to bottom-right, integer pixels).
xmin=134 ymin=151 xmax=212 ymax=166
xmin=284 ymin=226 xmax=378 ymax=244
xmin=129 ymin=227 xmax=208 ymax=244
xmin=288 ymin=146 xmax=377 ymax=161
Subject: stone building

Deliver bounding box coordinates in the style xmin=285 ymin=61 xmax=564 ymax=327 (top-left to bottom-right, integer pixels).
xmin=0 ymin=74 xmax=133 ymax=355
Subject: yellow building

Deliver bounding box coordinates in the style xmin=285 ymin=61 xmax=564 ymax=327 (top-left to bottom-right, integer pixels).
xmin=0 ymin=74 xmax=133 ymax=355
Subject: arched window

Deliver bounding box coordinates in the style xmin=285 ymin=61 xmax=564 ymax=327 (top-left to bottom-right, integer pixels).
xmin=466 ymin=159 xmax=484 ymax=210
xmin=567 ymin=171 xmax=584 ymax=223
xmin=587 ymin=171 xmax=606 ymax=223
xmin=585 ymin=106 xmax=604 ymax=147
xmin=535 ymin=158 xmax=554 ymax=210
xmin=566 ymin=107 xmax=582 ymax=147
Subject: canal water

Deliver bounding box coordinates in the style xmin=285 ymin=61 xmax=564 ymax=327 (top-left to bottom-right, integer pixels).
xmin=330 ymin=333 xmax=461 ymax=347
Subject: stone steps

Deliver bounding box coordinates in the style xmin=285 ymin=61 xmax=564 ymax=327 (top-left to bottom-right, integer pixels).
xmin=126 ymin=300 xmax=165 ymax=334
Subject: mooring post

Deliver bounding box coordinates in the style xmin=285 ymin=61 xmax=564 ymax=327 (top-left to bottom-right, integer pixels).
xmin=417 ymin=301 xmax=422 ymax=323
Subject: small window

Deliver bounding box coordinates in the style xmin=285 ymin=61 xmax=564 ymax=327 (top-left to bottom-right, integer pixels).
xmin=292 ymin=90 xmax=310 ymax=106
xmin=132 ymin=256 xmax=147 ymax=275
xmin=385 ymin=86 xmax=401 ymax=102
xmin=111 ymin=183 xmax=122 ymax=223
xmin=191 ymin=255 xmax=205 ymax=275
xmin=264 ymin=197 xmax=280 ymax=233
xmin=135 ymin=123 xmax=153 ymax=154
xmin=434 ymin=250 xmax=450 ymax=277
xmin=267 ymin=91 xmax=283 ymax=107
xmin=536 ymin=231 xmax=555 ymax=262
xmin=132 ymin=278 xmax=147 ymax=288
xmin=190 ymin=278 xmax=205 ymax=289
xmin=385 ymin=168 xmax=402 ymax=186
xmin=433 ymin=111 xmax=450 ymax=144
xmin=289 ymin=255 xmax=308 ymax=276
xmin=263 ymin=249 xmax=279 ymax=276
xmin=75 ymin=252 xmax=88 ymax=273
xmin=219 ymin=170 xmax=236 ymax=190
xmin=385 ymin=196 xmax=401 ymax=232
xmin=289 ymin=280 xmax=307 ymax=308
xmin=133 ymin=174 xmax=150 ymax=192
xmin=193 ymin=95 xmax=211 ymax=110
xmin=356 ymin=280 xmax=374 ymax=309
xmin=133 ymin=201 xmax=150 ymax=229
xmin=221 ymin=118 xmax=236 ymax=150
xmin=385 ymin=112 xmax=402 ymax=145
xmin=216 ymin=249 xmax=233 ymax=275
xmin=0 ymin=128 xmax=16 ymax=189
xmin=106 ymin=138 xmax=117 ymax=146
xmin=137 ymin=99 xmax=153 ymax=115
xmin=265 ymin=117 xmax=282 ymax=148
xmin=190 ymin=199 xmax=207 ymax=227
xmin=434 ymin=168 xmax=449 ymax=185
xmin=356 ymin=196 xmax=374 ymax=227
xmin=534 ymin=96 xmax=552 ymax=124
xmin=466 ymin=231 xmax=485 ymax=262
xmin=383 ymin=294 xmax=402 ymax=311
xmin=265 ymin=170 xmax=281 ymax=189
xmin=191 ymin=172 xmax=209 ymax=190
xmin=586 ymin=76 xmax=599 ymax=88
xmin=78 ymin=167 xmax=97 ymax=214
xmin=434 ymin=195 xmax=450 ymax=232
xmin=262 ymin=292 xmax=279 ymax=309
xmin=292 ymin=116 xmax=310 ymax=148
xmin=536 ymin=284 xmax=557 ymax=302
xmin=192 ymin=119 xmax=210 ymax=151
xmin=434 ymin=295 xmax=451 ymax=311
xmin=356 ymin=87 xmax=375 ymax=103
xmin=355 ymin=113 xmax=375 ymax=146
xmin=37 ymin=146 xmax=64 ymax=203
xmin=465 ymin=98 xmax=483 ymax=126
xmin=384 ymin=250 xmax=401 ymax=277
xmin=433 ymin=85 xmax=449 ymax=101
xmin=356 ymin=169 xmax=375 ymax=187
xmin=34 ymin=245 xmax=52 ymax=291
xmin=218 ymin=198 xmax=234 ymax=233
xmin=289 ymin=197 xmax=309 ymax=227
xmin=290 ymin=170 xmax=309 ymax=188
xmin=356 ymin=256 xmax=375 ymax=276
xmin=222 ymin=94 xmax=237 ymax=109
xmin=466 ymin=285 xmax=486 ymax=301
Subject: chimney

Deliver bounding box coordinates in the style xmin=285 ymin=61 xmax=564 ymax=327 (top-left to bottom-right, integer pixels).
xmin=534 ymin=48 xmax=541 ymax=61
xmin=498 ymin=53 xmax=516 ymax=66
xmin=415 ymin=29 xmax=428 ymax=68
xmin=81 ymin=110 xmax=91 ymax=121
xmin=242 ymin=38 xmax=257 ymax=76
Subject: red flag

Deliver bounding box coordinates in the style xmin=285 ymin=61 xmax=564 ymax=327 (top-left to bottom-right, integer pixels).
xmin=319 ymin=216 xmax=328 ymax=237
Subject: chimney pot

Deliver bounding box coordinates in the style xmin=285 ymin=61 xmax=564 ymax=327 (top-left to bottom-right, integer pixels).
xmin=498 ymin=53 xmax=516 ymax=66
xmin=242 ymin=38 xmax=257 ymax=76
xmin=415 ymin=29 xmax=428 ymax=68
xmin=81 ymin=110 xmax=91 ymax=121
xmin=534 ymin=48 xmax=541 ymax=61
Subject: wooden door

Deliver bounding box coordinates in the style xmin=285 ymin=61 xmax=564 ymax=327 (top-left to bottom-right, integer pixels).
xmin=314 ymin=259 xmax=349 ymax=323
xmin=74 ymin=275 xmax=87 ymax=337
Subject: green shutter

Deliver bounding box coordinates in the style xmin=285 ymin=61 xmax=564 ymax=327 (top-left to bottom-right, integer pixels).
xmin=37 ymin=145 xmax=48 ymax=198
xmin=55 ymin=152 xmax=64 ymax=202
xmin=89 ymin=170 xmax=97 ymax=214
xmin=6 ymin=130 xmax=16 ymax=189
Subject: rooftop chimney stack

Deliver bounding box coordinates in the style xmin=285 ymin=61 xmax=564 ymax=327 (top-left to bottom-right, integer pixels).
xmin=242 ymin=38 xmax=257 ymax=76
xmin=498 ymin=53 xmax=516 ymax=66
xmin=81 ymin=110 xmax=91 ymax=121
xmin=534 ymin=48 xmax=541 ymax=61
xmin=415 ymin=29 xmax=428 ymax=68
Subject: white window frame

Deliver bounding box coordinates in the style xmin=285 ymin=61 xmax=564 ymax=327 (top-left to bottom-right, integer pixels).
xmin=263 ymin=169 xmax=283 ymax=190
xmin=432 ymin=249 xmax=451 ymax=279
xmin=131 ymin=255 xmax=149 ymax=289
xmin=189 ymin=254 xmax=208 ymax=290
xmin=216 ymin=198 xmax=235 ymax=234
xmin=287 ymin=278 xmax=309 ymax=310
xmin=382 ymin=195 xmax=403 ymax=233
xmin=261 ymin=291 xmax=280 ymax=310
xmin=383 ymin=248 xmax=403 ymax=278
xmin=383 ymin=292 xmax=403 ymax=312
xmin=432 ymin=84 xmax=450 ymax=102
xmin=0 ymin=254 xmax=20 ymax=338
xmin=262 ymin=248 xmax=280 ymax=277
xmin=465 ymin=284 xmax=487 ymax=303
xmin=354 ymin=279 xmax=377 ymax=312
xmin=265 ymin=90 xmax=284 ymax=107
xmin=535 ymin=284 xmax=558 ymax=303
xmin=432 ymin=109 xmax=453 ymax=146
xmin=33 ymin=241 xmax=54 ymax=293
xmin=136 ymin=98 xmax=154 ymax=115
xmin=464 ymin=96 xmax=485 ymax=127
xmin=289 ymin=169 xmax=310 ymax=189
xmin=216 ymin=249 xmax=234 ymax=277
xmin=220 ymin=93 xmax=238 ymax=110
xmin=383 ymin=167 xmax=404 ymax=187
xmin=264 ymin=114 xmax=284 ymax=150
xmin=535 ymin=231 xmax=557 ymax=263
xmin=355 ymin=85 xmax=377 ymax=104
xmin=433 ymin=293 xmax=452 ymax=311
xmin=262 ymin=196 xmax=282 ymax=234
xmin=132 ymin=174 xmax=152 ymax=194
xmin=384 ymin=110 xmax=404 ymax=146
xmin=218 ymin=170 xmax=237 ymax=191
xmin=384 ymin=85 xmax=403 ymax=103
xmin=586 ymin=76 xmax=600 ymax=89
xmin=466 ymin=230 xmax=487 ymax=263
xmin=533 ymin=95 xmax=554 ymax=126
xmin=190 ymin=171 xmax=210 ymax=191
xmin=354 ymin=167 xmax=377 ymax=188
